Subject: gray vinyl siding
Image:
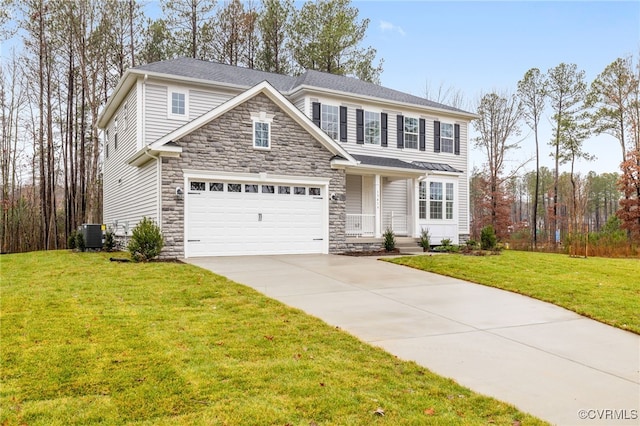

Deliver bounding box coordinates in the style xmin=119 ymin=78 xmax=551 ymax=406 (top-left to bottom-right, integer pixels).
xmin=345 ymin=175 xmax=362 ymax=214
xmin=190 ymin=89 xmax=233 ymax=119
xmin=382 ymin=179 xmax=409 ymax=232
xmin=103 ymin=85 xmax=159 ymax=234
xmin=145 ymin=82 xmax=236 ymax=145
xmin=303 ymin=95 xmax=470 ymax=236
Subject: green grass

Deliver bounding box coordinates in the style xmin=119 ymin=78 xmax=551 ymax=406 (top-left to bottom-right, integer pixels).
xmin=1 ymin=251 xmax=545 ymax=425
xmin=388 ymin=250 xmax=640 ymax=334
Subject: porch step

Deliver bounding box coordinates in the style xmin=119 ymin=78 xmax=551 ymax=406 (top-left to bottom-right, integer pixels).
xmin=395 ymin=238 xmax=425 ymax=255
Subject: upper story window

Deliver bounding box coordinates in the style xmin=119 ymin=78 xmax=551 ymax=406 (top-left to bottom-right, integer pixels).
xmin=105 ymin=130 xmax=109 ymax=159
xmin=251 ymin=111 xmax=274 ymax=150
xmin=404 ymin=117 xmax=418 ymax=149
xmin=123 ymin=101 xmax=128 ymax=130
xmin=364 ymin=111 xmax=380 ymax=145
xmin=114 ymin=116 xmax=118 ymax=150
xmin=254 ymin=122 xmax=270 ymax=149
xmin=440 ymin=123 xmax=454 ymax=153
xmin=168 ymin=88 xmax=188 ymax=119
xmin=321 ymin=104 xmax=339 ymax=140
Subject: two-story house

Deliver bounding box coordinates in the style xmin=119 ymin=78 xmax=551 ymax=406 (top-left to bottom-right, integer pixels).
xmin=98 ymin=58 xmax=476 ymax=257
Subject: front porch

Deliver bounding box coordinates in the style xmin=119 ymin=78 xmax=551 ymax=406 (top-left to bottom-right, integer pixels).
xmin=345 ymin=173 xmax=417 ymax=238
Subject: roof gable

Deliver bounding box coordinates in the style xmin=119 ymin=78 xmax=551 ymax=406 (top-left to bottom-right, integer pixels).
xmin=150 ymin=81 xmax=355 ymax=163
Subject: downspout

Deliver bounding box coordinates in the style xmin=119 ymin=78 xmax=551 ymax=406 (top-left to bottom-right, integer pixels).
xmin=142 ymin=149 xmax=162 ymax=225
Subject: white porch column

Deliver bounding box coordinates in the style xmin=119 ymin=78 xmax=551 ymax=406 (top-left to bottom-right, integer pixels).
xmin=413 ymin=178 xmax=420 ymax=237
xmin=374 ymin=174 xmax=382 ymax=238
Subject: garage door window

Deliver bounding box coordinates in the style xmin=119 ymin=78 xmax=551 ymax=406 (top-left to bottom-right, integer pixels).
xmin=210 ymin=182 xmax=224 ymax=191
xmin=294 ymin=187 xmax=306 ymax=195
xmin=245 ymin=184 xmax=258 ymax=193
xmin=191 ymin=181 xmax=205 ymax=191
xmin=309 ymin=187 xmax=321 ymax=196
xmin=262 ymin=185 xmax=275 ymax=193
xmin=228 ymin=183 xmax=241 ymax=192
xmin=278 ymin=186 xmax=290 ymax=194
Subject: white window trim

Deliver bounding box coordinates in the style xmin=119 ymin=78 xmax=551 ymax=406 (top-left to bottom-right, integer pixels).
xmin=251 ymin=111 xmax=274 ymax=150
xmin=123 ymin=101 xmax=128 ymax=130
xmin=167 ymin=87 xmax=189 ymax=119
xmin=404 ymin=116 xmax=419 ymax=150
xmin=440 ymin=122 xmax=455 ymax=154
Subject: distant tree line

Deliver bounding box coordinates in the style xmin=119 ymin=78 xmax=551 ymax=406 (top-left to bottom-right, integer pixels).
xmin=0 ymin=0 xmax=381 ymax=254
xmin=470 ymin=57 xmax=640 ymax=250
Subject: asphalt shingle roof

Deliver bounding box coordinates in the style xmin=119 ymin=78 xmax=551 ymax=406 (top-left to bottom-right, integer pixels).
xmin=133 ymin=58 xmax=471 ymax=114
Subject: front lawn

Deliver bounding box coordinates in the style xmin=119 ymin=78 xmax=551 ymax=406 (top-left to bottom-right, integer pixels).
xmin=388 ymin=250 xmax=640 ymax=334
xmin=1 ymin=251 xmax=545 ymax=425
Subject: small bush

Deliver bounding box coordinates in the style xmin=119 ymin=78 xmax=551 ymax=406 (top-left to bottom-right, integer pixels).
xmin=103 ymin=230 xmax=116 ymax=252
xmin=68 ymin=231 xmax=77 ymax=250
xmin=383 ymin=228 xmax=396 ymax=252
xmin=128 ymin=217 xmax=164 ymax=262
xmin=75 ymin=231 xmax=85 ymax=252
xmin=419 ymin=228 xmax=431 ymax=251
xmin=480 ymin=225 xmax=497 ymax=250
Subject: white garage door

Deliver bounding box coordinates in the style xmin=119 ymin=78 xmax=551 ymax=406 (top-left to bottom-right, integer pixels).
xmin=185 ymin=179 xmax=326 ymax=257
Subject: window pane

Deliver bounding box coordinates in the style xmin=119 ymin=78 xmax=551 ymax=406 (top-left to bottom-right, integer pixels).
xmin=364 ymin=111 xmax=380 ymax=144
xmin=446 ymin=183 xmax=454 ymax=200
xmin=172 ymin=92 xmax=185 ymax=115
xmin=245 ymin=184 xmax=258 ymax=193
xmin=430 ymin=182 xmax=442 ymax=200
xmin=294 ymin=186 xmax=306 ymax=195
xmin=228 ymin=183 xmax=241 ymax=193
xmin=404 ymin=117 xmax=418 ymax=149
xmin=262 ymin=185 xmax=275 ymax=194
xmin=190 ymin=181 xmax=205 ymax=191
xmin=419 ymin=200 xmax=427 ymax=220
xmin=441 ymin=123 xmax=453 ymax=138
xmin=309 ymin=187 xmax=321 ymax=196
xmin=254 ymin=122 xmax=270 ymax=148
xmin=430 ymin=182 xmax=442 ymax=219
xmin=278 ymin=186 xmax=290 ymax=194
xmin=210 ymin=182 xmax=224 ymax=191
xmin=419 ymin=182 xmax=427 ymax=219
xmin=321 ymin=105 xmax=339 ymax=140
xmin=446 ymin=201 xmax=454 ymax=219
xmin=441 ymin=138 xmax=454 ymax=153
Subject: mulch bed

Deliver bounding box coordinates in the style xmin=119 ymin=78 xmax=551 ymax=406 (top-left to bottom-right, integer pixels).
xmin=340 ymin=248 xmax=403 ymax=257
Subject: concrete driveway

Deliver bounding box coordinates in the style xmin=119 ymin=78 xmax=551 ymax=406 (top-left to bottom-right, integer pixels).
xmin=184 ymin=254 xmax=640 ymax=426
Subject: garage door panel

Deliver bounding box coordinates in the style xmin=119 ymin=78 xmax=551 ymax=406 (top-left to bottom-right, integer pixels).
xmin=186 ymin=179 xmax=325 ymax=257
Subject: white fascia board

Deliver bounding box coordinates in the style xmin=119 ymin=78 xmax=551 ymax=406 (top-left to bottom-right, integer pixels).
xmin=183 ymin=169 xmax=331 ymax=186
xmin=289 ymin=86 xmax=479 ymax=120
xmin=98 ymin=71 xmax=138 ymax=128
xmin=127 ymin=145 xmax=183 ymax=167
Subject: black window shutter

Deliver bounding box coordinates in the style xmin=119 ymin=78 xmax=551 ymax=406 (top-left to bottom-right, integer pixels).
xmin=312 ymin=102 xmax=321 ymax=127
xmin=340 ymin=106 xmax=348 ymax=142
xmin=419 ymin=118 xmax=426 ymax=151
xmin=434 ymin=120 xmax=441 ymax=153
xmin=381 ymin=113 xmax=388 ymax=147
xmin=454 ymin=123 xmax=461 ymax=155
xmin=396 ymin=114 xmax=404 ymax=149
xmin=356 ymin=109 xmax=364 ymax=144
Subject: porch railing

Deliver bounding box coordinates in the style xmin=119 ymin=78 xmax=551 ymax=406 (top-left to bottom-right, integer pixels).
xmin=346 ymin=214 xmax=376 ymax=237
xmin=383 ymin=212 xmax=411 ymax=236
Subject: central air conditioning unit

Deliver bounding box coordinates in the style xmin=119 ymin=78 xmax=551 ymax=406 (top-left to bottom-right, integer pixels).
xmin=80 ymin=224 xmax=104 ymax=249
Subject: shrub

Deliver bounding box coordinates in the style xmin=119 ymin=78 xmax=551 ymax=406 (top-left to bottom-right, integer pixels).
xmin=68 ymin=231 xmax=77 ymax=250
xmin=419 ymin=228 xmax=431 ymax=251
xmin=128 ymin=217 xmax=164 ymax=262
xmin=480 ymin=225 xmax=497 ymax=250
xmin=383 ymin=228 xmax=396 ymax=252
xmin=103 ymin=230 xmax=116 ymax=252
xmin=75 ymin=231 xmax=85 ymax=252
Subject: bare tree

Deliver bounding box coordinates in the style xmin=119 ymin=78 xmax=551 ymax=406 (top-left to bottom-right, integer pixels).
xmin=517 ymin=68 xmax=546 ymax=249
xmin=473 ymin=91 xmax=523 ymax=236
xmin=424 ymin=80 xmax=467 ymax=110
xmin=162 ymin=0 xmax=215 ymax=59
xmin=546 ymin=62 xmax=587 ymax=246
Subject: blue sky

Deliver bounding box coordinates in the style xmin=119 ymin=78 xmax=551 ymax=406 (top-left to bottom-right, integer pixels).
xmin=355 ymin=0 xmax=640 ymax=175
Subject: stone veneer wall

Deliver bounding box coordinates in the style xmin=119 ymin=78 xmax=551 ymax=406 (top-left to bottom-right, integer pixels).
xmin=159 ymin=93 xmax=347 ymax=258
